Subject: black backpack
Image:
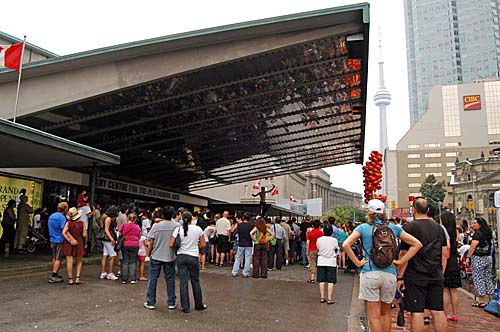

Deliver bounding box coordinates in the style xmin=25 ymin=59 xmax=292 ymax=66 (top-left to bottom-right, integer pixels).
xmin=370 ymin=223 xmax=397 ymax=268
xmin=412 ymin=238 xmax=442 ymax=276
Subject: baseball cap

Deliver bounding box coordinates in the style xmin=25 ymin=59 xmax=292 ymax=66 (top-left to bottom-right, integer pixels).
xmin=368 ymin=199 xmax=385 ymax=213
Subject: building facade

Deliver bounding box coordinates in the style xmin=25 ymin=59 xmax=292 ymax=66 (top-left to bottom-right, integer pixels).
xmin=404 ymin=0 xmax=500 ymax=124
xmin=194 ymin=169 xmax=362 ymax=215
xmin=388 ymin=80 xmax=500 ymax=210
xmin=451 ymin=155 xmax=500 ymax=229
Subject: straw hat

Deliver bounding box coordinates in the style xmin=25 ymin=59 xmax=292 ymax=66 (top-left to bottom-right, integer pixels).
xmin=67 ymin=207 xmax=82 ymax=221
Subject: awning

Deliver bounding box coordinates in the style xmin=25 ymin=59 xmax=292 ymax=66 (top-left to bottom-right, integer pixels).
xmin=10 ymin=4 xmax=369 ymax=191
xmin=0 ymin=118 xmax=120 ymax=167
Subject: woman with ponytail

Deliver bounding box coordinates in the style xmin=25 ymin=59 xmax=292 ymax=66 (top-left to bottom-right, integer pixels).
xmin=170 ymin=211 xmax=207 ymax=313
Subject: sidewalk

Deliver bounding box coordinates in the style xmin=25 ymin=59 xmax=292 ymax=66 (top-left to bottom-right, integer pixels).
xmin=0 ymin=251 xmax=101 ymax=278
xmin=390 ymin=288 xmax=499 ymax=331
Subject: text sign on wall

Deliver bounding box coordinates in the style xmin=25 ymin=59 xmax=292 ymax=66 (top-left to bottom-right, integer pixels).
xmin=463 ymin=95 xmax=481 ymax=111
xmin=0 ymin=175 xmax=42 ymax=211
xmin=97 ymin=177 xmax=207 ymax=206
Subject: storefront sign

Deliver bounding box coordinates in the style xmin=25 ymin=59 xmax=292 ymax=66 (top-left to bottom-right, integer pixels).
xmin=463 ymin=95 xmax=481 ymax=111
xmin=97 ymin=177 xmax=207 ymax=206
xmin=0 ymin=174 xmax=42 ymax=211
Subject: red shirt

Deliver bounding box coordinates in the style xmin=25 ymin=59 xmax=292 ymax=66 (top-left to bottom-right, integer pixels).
xmin=306 ymin=228 xmax=324 ymax=251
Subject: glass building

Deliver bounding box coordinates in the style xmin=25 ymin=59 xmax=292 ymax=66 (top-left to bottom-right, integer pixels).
xmin=404 ymin=0 xmax=500 ymax=124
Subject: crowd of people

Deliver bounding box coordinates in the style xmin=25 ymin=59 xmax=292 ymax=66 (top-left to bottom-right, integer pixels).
xmin=1 ymin=190 xmax=497 ymax=325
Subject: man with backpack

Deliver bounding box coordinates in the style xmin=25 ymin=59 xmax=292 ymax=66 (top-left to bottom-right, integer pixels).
xmin=343 ymin=199 xmax=422 ymax=332
xmin=398 ymin=197 xmax=448 ymax=332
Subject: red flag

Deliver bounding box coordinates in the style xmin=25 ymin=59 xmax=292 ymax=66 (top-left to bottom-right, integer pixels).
xmin=0 ymin=42 xmax=24 ymax=71
xmin=271 ymin=187 xmax=279 ymax=196
xmin=252 ymin=180 xmax=260 ymax=190
xmin=289 ymin=194 xmax=297 ymax=202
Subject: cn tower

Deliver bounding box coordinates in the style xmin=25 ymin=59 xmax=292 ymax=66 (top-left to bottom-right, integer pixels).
xmin=373 ymin=30 xmax=391 ymax=195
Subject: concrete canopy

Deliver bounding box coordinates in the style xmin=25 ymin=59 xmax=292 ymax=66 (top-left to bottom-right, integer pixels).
xmin=0 ymin=3 xmax=370 ymax=191
xmin=0 ymin=118 xmax=120 ymax=167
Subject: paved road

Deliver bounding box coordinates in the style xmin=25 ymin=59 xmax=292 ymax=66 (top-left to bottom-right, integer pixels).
xmin=0 ymin=263 xmax=356 ymax=332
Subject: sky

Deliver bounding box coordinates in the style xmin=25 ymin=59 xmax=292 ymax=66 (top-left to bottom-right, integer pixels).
xmin=2 ymin=0 xmax=410 ymax=194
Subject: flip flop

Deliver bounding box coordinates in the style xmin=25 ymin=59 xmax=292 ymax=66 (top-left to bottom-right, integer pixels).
xmin=424 ymin=316 xmax=431 ymax=325
xmin=307 ymin=279 xmax=316 ymax=283
xmin=478 ymin=303 xmax=487 ymax=308
xmin=320 ymin=298 xmax=326 ymax=303
xmin=327 ymin=300 xmax=335 ymax=305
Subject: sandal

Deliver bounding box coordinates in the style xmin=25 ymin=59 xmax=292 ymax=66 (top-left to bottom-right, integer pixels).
xmin=471 ymin=302 xmax=487 ymax=307
xmin=327 ymin=300 xmax=335 ymax=305
xmin=75 ymin=276 xmax=81 ymax=285
xmin=307 ymin=279 xmax=316 ymax=283
xmin=320 ymin=298 xmax=326 ymax=303
xmin=67 ymin=277 xmax=74 ymax=285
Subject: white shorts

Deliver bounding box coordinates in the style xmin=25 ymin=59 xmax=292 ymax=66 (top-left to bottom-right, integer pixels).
xmin=102 ymin=241 xmax=117 ymax=257
xmin=359 ymin=270 xmax=397 ymax=304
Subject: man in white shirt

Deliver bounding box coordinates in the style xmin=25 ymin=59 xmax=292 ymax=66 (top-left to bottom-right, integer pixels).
xmin=215 ymin=211 xmax=231 ymax=267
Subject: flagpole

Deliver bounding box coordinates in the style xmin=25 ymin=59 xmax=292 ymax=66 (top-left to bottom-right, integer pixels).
xmin=13 ymin=36 xmax=26 ymax=123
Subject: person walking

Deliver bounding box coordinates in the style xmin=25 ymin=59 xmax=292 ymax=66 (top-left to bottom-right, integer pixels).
xmin=62 ymin=207 xmax=87 ymax=285
xmin=118 ymin=213 xmax=141 ymax=284
xmin=48 ymin=202 xmax=69 ymax=283
xmin=0 ymin=200 xmax=17 ymax=256
xmin=170 ymin=211 xmax=207 ymax=313
xmin=250 ymin=217 xmax=274 ymax=278
xmin=144 ymin=206 xmax=180 ymax=310
xmin=343 ymin=199 xmax=422 ymax=332
xmin=231 ymin=213 xmax=254 ymax=278
xmin=440 ymin=211 xmax=461 ymax=322
xmin=398 ymin=197 xmax=448 ymax=332
xmin=316 ymin=223 xmax=339 ymax=304
xmin=466 ymin=216 xmax=495 ymax=308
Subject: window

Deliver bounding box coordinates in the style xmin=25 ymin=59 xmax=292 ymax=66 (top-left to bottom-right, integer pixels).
xmin=409 ymin=192 xmax=421 ymax=197
xmin=426 ymin=172 xmax=442 ymax=177
xmin=424 ymin=143 xmax=441 ymax=148
xmin=408 ymin=183 xmax=421 ymax=188
xmin=445 ymin=142 xmax=460 ymax=147
xmin=425 ymin=153 xmax=442 ymax=158
xmin=408 ymin=173 xmax=422 ymax=178
xmin=442 ymin=85 xmax=461 ymax=136
xmin=485 ymin=81 xmax=500 ymax=134
xmin=407 ymin=144 xmax=420 ymax=149
xmin=408 ymin=154 xmax=421 ymax=159
xmin=446 ymin=162 xmax=456 ymax=167
xmin=447 ymin=172 xmax=453 ymax=177
xmin=425 ymin=163 xmax=442 ymax=167
xmin=446 ymin=152 xmax=458 ymax=157
xmin=408 ymin=164 xmax=421 ymax=168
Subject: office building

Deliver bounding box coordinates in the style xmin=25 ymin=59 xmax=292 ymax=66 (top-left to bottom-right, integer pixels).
xmin=404 ymin=0 xmax=500 ymax=124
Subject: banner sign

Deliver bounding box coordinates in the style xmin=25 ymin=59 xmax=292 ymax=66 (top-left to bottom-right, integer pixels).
xmin=0 ymin=174 xmax=42 ymax=211
xmin=97 ymin=177 xmax=207 ymax=206
xmin=463 ymin=95 xmax=481 ymax=111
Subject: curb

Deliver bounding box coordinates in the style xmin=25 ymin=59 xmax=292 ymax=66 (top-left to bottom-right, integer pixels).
xmin=347 ymin=271 xmax=368 ymax=332
xmin=0 ymin=256 xmax=102 ymax=278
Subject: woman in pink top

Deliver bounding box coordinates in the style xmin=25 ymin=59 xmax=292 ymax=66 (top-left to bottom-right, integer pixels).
xmin=118 ymin=214 xmax=141 ymax=284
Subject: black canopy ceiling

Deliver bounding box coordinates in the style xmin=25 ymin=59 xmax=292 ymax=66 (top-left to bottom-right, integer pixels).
xmin=17 ymin=10 xmax=368 ymax=192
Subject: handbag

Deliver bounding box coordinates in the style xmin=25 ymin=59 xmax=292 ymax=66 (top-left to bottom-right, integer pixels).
xmin=474 ymin=244 xmax=490 ymax=256
xmin=114 ymin=235 xmax=124 ymax=252
xmin=96 ymin=228 xmax=106 ymax=241
xmin=174 ymin=227 xmax=182 ymax=253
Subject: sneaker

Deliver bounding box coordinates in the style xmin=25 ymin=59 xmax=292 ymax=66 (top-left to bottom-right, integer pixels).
xmin=143 ymin=302 xmax=156 ymax=310
xmin=116 ymin=271 xmax=121 ymax=276
xmin=267 ymin=268 xmax=273 ymax=271
xmin=121 ymin=280 xmax=127 ymax=284
xmin=231 ymin=273 xmax=238 ymax=277
xmin=130 ymin=280 xmax=137 ymax=284
xmin=168 ymin=304 xmax=177 ymax=310
xmin=304 ymin=264 xmax=310 ymax=268
xmin=99 ymin=272 xmax=108 ymax=279
xmin=106 ymin=273 xmax=119 ymax=280
xmin=285 ymin=260 xmax=289 ymax=266
xmin=48 ymin=276 xmax=63 ymax=283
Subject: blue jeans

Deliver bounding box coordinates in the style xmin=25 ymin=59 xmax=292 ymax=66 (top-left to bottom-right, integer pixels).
xmin=146 ymin=258 xmax=176 ymax=306
xmin=301 ymin=241 xmax=309 ymax=265
xmin=177 ymin=254 xmax=204 ymax=312
xmin=232 ymin=246 xmax=252 ymax=276
xmin=121 ymin=246 xmax=138 ymax=281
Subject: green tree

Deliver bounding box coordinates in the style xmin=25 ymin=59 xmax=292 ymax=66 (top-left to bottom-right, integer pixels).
xmin=323 ymin=205 xmax=366 ymax=224
xmin=419 ymin=175 xmax=446 ymax=221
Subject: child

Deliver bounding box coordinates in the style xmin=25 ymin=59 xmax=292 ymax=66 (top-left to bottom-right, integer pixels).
xmin=137 ymin=234 xmax=148 ymax=281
